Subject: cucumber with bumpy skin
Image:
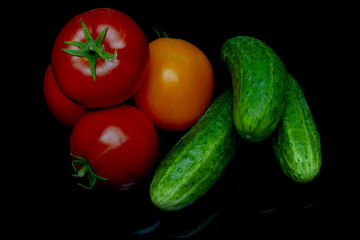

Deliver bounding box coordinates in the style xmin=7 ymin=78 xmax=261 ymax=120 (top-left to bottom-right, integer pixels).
xmin=150 ymin=89 xmax=239 ymax=211
xmin=273 ymin=74 xmax=321 ymax=183
xmin=221 ymin=36 xmax=287 ymax=142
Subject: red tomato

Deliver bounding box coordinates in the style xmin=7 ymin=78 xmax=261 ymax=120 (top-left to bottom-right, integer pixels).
xmin=70 ymin=105 xmax=159 ymax=190
xmin=51 ymin=8 xmax=149 ymax=108
xmin=43 ymin=65 xmax=87 ymax=127
xmin=133 ymin=38 xmax=214 ymax=131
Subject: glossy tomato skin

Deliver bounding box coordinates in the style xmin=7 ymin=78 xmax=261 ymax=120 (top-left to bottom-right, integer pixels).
xmin=51 ymin=8 xmax=149 ymax=108
xmin=70 ymin=105 xmax=159 ymax=190
xmin=133 ymin=38 xmax=214 ymax=131
xmin=43 ymin=65 xmax=87 ymax=127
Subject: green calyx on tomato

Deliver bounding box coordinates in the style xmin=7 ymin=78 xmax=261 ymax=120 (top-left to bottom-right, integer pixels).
xmin=71 ymin=153 xmax=108 ymax=190
xmin=62 ymin=20 xmax=117 ymax=82
xmin=153 ymin=28 xmax=169 ymax=38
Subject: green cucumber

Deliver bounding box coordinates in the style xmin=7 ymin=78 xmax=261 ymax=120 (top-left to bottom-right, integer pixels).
xmin=221 ymin=36 xmax=287 ymax=142
xmin=273 ymin=74 xmax=321 ymax=183
xmin=150 ymin=89 xmax=239 ymax=211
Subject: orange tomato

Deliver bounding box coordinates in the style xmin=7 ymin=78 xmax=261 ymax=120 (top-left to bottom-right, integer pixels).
xmin=133 ymin=38 xmax=214 ymax=131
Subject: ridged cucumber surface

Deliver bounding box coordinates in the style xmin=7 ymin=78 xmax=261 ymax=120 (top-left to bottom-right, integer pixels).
xmin=221 ymin=36 xmax=287 ymax=142
xmin=150 ymin=89 xmax=239 ymax=211
xmin=273 ymin=74 xmax=321 ymax=183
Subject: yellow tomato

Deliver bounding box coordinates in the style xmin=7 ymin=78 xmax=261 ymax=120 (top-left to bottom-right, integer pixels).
xmin=133 ymin=38 xmax=214 ymax=131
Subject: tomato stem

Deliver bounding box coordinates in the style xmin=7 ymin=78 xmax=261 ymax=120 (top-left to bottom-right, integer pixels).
xmin=62 ymin=20 xmax=117 ymax=82
xmin=153 ymin=28 xmax=169 ymax=39
xmin=71 ymin=153 xmax=108 ymax=190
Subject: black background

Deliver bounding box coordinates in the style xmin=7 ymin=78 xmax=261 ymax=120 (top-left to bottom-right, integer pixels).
xmin=6 ymin=1 xmax=349 ymax=239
